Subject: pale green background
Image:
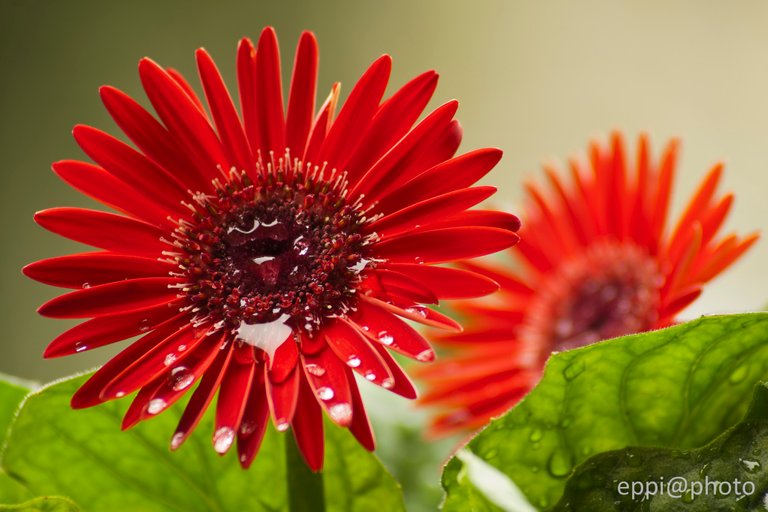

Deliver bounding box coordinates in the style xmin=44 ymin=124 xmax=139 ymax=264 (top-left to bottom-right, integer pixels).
xmin=1 ymin=0 xmax=766 ymax=383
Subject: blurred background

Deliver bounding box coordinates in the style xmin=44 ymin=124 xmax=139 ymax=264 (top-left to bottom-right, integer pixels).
xmin=1 ymin=0 xmax=767 ymax=508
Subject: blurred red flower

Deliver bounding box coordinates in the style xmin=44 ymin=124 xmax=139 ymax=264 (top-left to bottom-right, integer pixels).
xmin=416 ymin=132 xmax=758 ymax=437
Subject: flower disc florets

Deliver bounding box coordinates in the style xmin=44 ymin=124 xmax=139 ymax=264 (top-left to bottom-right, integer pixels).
xmin=170 ymin=157 xmax=375 ymax=336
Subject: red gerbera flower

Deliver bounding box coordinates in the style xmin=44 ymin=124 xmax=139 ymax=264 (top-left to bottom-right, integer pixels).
xmin=415 ymin=132 xmax=759 ymax=437
xmin=24 ymin=27 xmax=520 ymax=469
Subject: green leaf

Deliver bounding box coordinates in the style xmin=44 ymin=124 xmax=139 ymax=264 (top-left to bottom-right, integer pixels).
xmin=0 ymin=376 xmax=33 ymax=505
xmin=441 ymin=313 xmax=768 ymax=511
xmin=0 ymin=373 xmax=405 ymax=512
xmin=553 ymin=383 xmax=768 ymax=511
xmin=0 ymin=496 xmax=79 ymax=511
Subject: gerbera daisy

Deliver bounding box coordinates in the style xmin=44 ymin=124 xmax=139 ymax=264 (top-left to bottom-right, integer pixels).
xmin=416 ymin=132 xmax=759 ymax=437
xmin=24 ymin=27 xmax=521 ymax=469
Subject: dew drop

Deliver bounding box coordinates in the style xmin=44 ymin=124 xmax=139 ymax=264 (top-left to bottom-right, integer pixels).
xmin=74 ymin=342 xmax=88 ymax=353
xmin=164 ymin=353 xmax=178 ymax=367
xmin=170 ymin=367 xmax=195 ymax=391
xmin=235 ymin=315 xmax=291 ymax=361
xmin=82 ymin=282 xmax=91 ymax=289
xmin=382 ymin=378 xmax=395 ymax=389
xmin=213 ymin=427 xmax=236 ymax=454
xmin=170 ymin=432 xmax=185 ymax=450
xmin=146 ymin=398 xmax=167 ymax=415
xmin=529 ymin=428 xmax=543 ymax=443
xmin=406 ymin=306 xmax=428 ymax=318
xmin=730 ymin=364 xmax=749 ymax=384
xmin=317 ymin=387 xmax=335 ymax=400
xmin=276 ymin=420 xmax=290 ymax=432
xmin=414 ymin=256 xmax=424 ymax=265
xmin=239 ymin=422 xmax=257 ymax=436
xmin=563 ymin=360 xmax=586 ymax=381
xmin=177 ymin=344 xmax=187 ymax=352
xmin=115 ymin=391 xmax=126 ymax=398
xmin=346 ymin=356 xmax=362 ymax=368
xmin=415 ymin=349 xmax=434 ymax=362
xmin=328 ymin=403 xmax=352 ymax=424
xmin=364 ymin=371 xmax=377 ymax=381
xmin=377 ymin=331 xmax=394 ymax=346
xmin=305 ymin=363 xmax=326 ymax=376
xmin=138 ymin=318 xmax=151 ymax=332
xmin=547 ymin=449 xmax=573 ymax=478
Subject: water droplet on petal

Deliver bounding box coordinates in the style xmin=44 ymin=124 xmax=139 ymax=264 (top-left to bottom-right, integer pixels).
xmin=213 ymin=427 xmax=236 ymax=454
xmin=364 ymin=371 xmax=377 ymax=381
xmin=82 ymin=282 xmax=91 ymax=289
xmin=235 ymin=315 xmax=291 ymax=361
xmin=317 ymin=387 xmax=334 ymax=400
xmin=305 ymin=363 xmax=326 ymax=376
xmin=415 ymin=349 xmax=434 ymax=362
xmin=74 ymin=342 xmax=88 ymax=353
xmin=171 ymin=432 xmax=185 ymax=450
xmin=170 ymin=367 xmax=195 ymax=391
xmin=382 ymin=378 xmax=395 ymax=389
xmin=378 ymin=331 xmax=394 ymax=346
xmin=276 ymin=421 xmax=290 ymax=432
xmin=164 ymin=353 xmax=178 ymax=367
xmin=414 ymin=256 xmax=424 ymax=265
xmin=328 ymin=403 xmax=352 ymax=424
xmin=146 ymin=398 xmax=167 ymax=415
xmin=406 ymin=306 xmax=428 ymax=318
xmin=346 ymin=356 xmax=361 ymax=368
xmin=115 ymin=391 xmax=126 ymax=398
xmin=138 ymin=318 xmax=151 ymax=332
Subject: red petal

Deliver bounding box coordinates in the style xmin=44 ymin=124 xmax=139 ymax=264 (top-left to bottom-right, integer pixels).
xmin=345 ymin=367 xmax=375 ymax=451
xmin=254 ymin=27 xmax=286 ymax=154
xmin=268 ymin=336 xmax=299 ymax=382
xmin=43 ymin=303 xmax=177 ymax=358
xmin=171 ymin=338 xmax=233 ymax=450
xmin=24 ymin=252 xmax=171 ymax=289
xmin=318 ymin=55 xmax=391 ymax=170
xmin=38 ymin=277 xmax=181 ymax=319
xmin=344 ymin=70 xmax=438 ymax=180
xmin=369 ymin=343 xmax=418 ymax=399
xmin=165 ymin=67 xmax=208 ymax=116
xmin=138 ymin=58 xmax=229 ymax=181
xmin=368 ymin=269 xmax=438 ymax=304
xmin=291 ymin=371 xmax=324 ymax=471
xmin=71 ymin=125 xmax=189 ymax=211
xmin=52 ymin=160 xmax=175 ymax=227
xmin=376 ymin=148 xmax=502 ymax=214
xmin=360 ymin=295 xmax=462 ymax=332
xmin=352 ymin=300 xmax=434 ymax=362
xmin=214 ymin=347 xmax=258 ymax=454
xmin=366 ymin=186 xmax=497 ymax=238
xmin=303 ymin=84 xmax=339 ymax=163
xmin=237 ymin=37 xmax=260 ymax=166
xmin=649 ymin=138 xmax=679 ymax=252
xmin=351 ymin=101 xmax=458 ymax=200
xmin=71 ymin=314 xmax=187 ymax=408
xmin=100 ymin=323 xmax=205 ymax=400
xmin=99 ymin=86 xmax=212 ymax=193
xmin=375 ymin=227 xmax=520 ymax=264
xmin=266 ymin=365 xmax=300 ymax=431
xmin=301 ymin=348 xmax=354 ymax=427
xmin=196 ymin=48 xmax=254 ymax=175
xmin=34 ymin=207 xmax=166 ymax=257
xmin=237 ymin=371 xmax=270 ymax=468
xmin=285 ymin=31 xmax=319 ymax=158
xmin=424 ymin=210 xmax=522 ymax=232
xmin=382 ymin=263 xmax=499 ymax=299
xmin=325 ymin=319 xmax=395 ymax=390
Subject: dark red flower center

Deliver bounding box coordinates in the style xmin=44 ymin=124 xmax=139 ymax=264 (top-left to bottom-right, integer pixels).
xmin=170 ymin=161 xmax=375 ymax=337
xmin=522 ymin=242 xmax=663 ymax=356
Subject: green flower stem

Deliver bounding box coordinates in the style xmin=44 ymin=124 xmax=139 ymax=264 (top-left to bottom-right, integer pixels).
xmin=285 ymin=434 xmax=325 ymax=512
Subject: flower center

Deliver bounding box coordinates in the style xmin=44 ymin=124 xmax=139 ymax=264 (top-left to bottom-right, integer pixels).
xmin=170 ymin=160 xmax=374 ymax=336
xmin=521 ymin=242 xmax=663 ymax=357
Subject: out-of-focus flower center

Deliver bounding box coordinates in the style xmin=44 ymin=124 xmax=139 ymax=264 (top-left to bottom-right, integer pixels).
xmin=169 ymin=159 xmax=375 ymax=337
xmin=522 ymin=242 xmax=663 ymax=357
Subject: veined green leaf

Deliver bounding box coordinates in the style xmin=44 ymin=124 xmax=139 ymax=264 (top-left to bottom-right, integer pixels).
xmin=442 ymin=313 xmax=768 ymax=510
